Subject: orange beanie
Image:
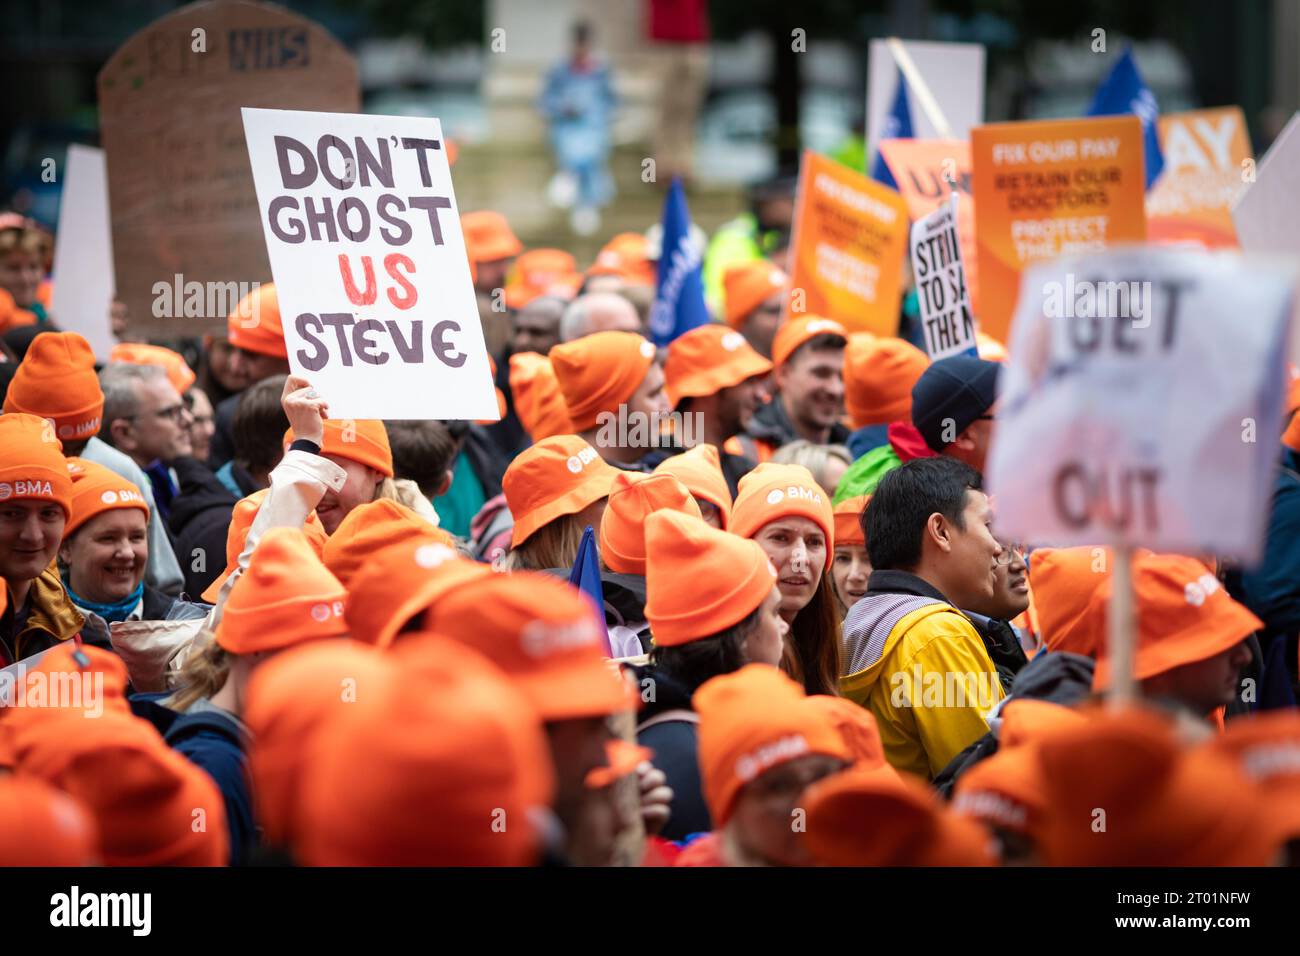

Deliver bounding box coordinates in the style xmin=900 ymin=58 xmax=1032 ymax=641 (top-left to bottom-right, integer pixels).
xmin=843 ymin=334 xmax=929 ymax=428
xmin=549 ymin=331 xmax=657 ymax=432
xmin=0 ymin=411 xmax=72 ymax=518
xmin=833 ymin=494 xmax=869 ymax=548
xmin=0 ymin=776 xmax=98 ymax=866
xmin=226 ymin=283 xmax=287 ymax=359
xmin=652 ymin=444 xmax=733 ymax=528
xmin=297 ymin=637 xmax=552 ymax=866
xmin=1209 ymin=710 xmax=1300 ymax=842
xmin=3 ymin=331 xmax=103 ymax=443
xmin=509 ymin=352 xmax=572 ymax=442
xmin=215 ymin=527 xmax=349 ymax=655
xmin=599 ymin=471 xmax=701 ymax=575
xmin=109 ymin=342 xmax=196 ymax=394
xmin=322 ymin=498 xmax=450 ymax=589
xmin=664 ymin=324 xmax=772 ymax=407
xmin=804 ymin=764 xmax=996 ymax=866
xmin=502 ymin=434 xmax=619 ymax=547
xmin=344 ymin=536 xmax=491 ymax=648
xmin=244 ymin=640 xmax=397 ymax=849
xmin=1036 ymin=706 xmax=1278 ymax=866
xmin=462 ymin=210 xmax=523 ymax=265
xmin=413 ymin=571 xmax=633 ymax=721
xmin=770 ymin=316 xmax=846 ymax=371
xmin=199 ymin=489 xmax=329 ymax=603
xmin=693 ymin=665 xmax=850 ymax=825
xmin=730 ymin=462 xmax=834 ymax=570
xmin=63 ymin=457 xmax=150 ymax=539
xmin=803 ymin=694 xmax=890 ymax=769
xmin=1088 ymin=552 xmax=1262 ymax=690
xmin=723 ymin=259 xmax=788 ymax=329
xmin=643 ymin=509 xmax=776 ymax=647
xmin=588 ymin=232 xmax=656 ymax=286
xmin=285 ymin=418 xmax=393 ymax=477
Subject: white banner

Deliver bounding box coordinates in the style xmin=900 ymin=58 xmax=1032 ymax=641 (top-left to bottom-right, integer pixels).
xmin=241 ymin=108 xmax=498 ymax=420
xmin=51 ymin=145 xmax=116 ymax=361
xmin=986 ymin=246 xmax=1295 ymax=563
xmin=910 ymin=193 xmax=977 ymax=360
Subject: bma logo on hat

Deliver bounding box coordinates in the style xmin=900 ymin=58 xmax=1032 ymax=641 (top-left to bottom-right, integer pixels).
xmin=0 ymin=483 xmax=10 ymax=501
xmin=806 ymin=319 xmax=844 ymax=336
xmin=310 ymin=601 xmax=343 ymax=623
xmin=566 ymin=445 xmax=599 ymax=474
xmin=640 ymin=340 xmax=656 ymax=359
xmin=721 ymin=332 xmax=745 ymax=352
xmin=766 ymin=488 xmax=785 ymax=505
xmin=414 ymin=543 xmax=455 ymax=569
xmin=1184 ymin=573 xmax=1221 ymax=607
xmin=734 ymin=734 xmax=810 ymax=782
xmin=520 ymin=618 xmax=599 ymax=658
xmin=101 ymin=490 xmax=119 ymax=505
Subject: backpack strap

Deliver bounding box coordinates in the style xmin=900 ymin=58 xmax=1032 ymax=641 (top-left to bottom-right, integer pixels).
xmin=636 ymin=708 xmax=700 ymax=734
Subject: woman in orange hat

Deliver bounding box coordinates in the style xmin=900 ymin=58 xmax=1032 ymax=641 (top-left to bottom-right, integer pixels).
xmin=830 ymin=495 xmax=871 ymax=619
xmin=499 ymin=434 xmax=619 ymax=571
xmin=633 ymin=510 xmax=787 ymax=841
xmin=730 ymin=463 xmax=841 ymax=696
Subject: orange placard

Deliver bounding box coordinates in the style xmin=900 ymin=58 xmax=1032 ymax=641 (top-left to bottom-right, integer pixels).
xmin=971 ymin=116 xmax=1147 ymax=343
xmin=879 ymin=138 xmax=980 ymax=317
xmin=787 ymin=150 xmax=910 ymax=335
xmin=1147 ymin=106 xmax=1252 ymax=249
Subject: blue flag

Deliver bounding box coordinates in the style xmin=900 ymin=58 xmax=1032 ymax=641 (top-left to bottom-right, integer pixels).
xmin=869 ymin=66 xmax=914 ymax=190
xmin=649 ymin=177 xmax=711 ymax=346
xmin=569 ymin=525 xmax=612 ymax=656
xmin=1087 ymin=46 xmax=1164 ymax=189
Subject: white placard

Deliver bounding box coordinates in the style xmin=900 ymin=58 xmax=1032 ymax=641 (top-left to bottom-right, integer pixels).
xmin=50 ymin=145 xmax=116 ymax=360
xmin=910 ymin=194 xmax=977 ymax=360
xmin=987 ymin=246 xmax=1295 ymax=563
xmin=1232 ymin=111 xmax=1300 ymax=260
xmin=241 ymin=108 xmax=498 ymax=420
xmin=867 ymin=40 xmax=985 ymax=154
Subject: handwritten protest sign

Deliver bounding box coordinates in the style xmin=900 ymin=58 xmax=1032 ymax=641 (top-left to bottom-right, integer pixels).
xmin=98 ymin=0 xmax=358 ymax=339
xmin=788 ymin=150 xmax=910 ymax=335
xmin=1232 ymin=111 xmax=1300 ymax=263
xmin=987 ymin=247 xmax=1294 ymax=564
xmin=1147 ymin=106 xmax=1252 ymax=248
xmin=910 ymin=195 xmax=977 ymax=361
xmin=879 ymin=138 xmax=980 ymax=314
xmin=50 ymin=146 xmax=115 ymax=360
xmin=971 ymin=116 xmax=1147 ymax=343
xmin=241 ymin=108 xmax=498 ymax=421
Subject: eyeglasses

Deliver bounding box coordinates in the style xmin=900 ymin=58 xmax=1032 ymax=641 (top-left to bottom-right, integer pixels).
xmin=128 ymin=403 xmax=189 ymax=424
xmin=995 ymin=542 xmax=1025 ymax=566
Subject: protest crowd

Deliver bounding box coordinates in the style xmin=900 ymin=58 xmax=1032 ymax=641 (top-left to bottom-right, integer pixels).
xmin=2 ymin=5 xmax=1300 ymax=873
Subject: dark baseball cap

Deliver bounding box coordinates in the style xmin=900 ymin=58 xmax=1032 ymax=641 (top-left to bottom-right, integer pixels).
xmin=910 ymin=356 xmax=1001 ymax=453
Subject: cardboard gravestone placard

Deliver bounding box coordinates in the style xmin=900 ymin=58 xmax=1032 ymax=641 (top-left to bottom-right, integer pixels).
xmin=98 ymin=0 xmax=359 ymax=340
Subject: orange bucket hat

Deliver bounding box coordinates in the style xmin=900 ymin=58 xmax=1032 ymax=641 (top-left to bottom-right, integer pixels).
xmin=832 ymin=494 xmax=869 ymax=548
xmin=664 ymin=324 xmax=772 ymax=408
xmin=588 ymin=232 xmax=656 ymax=286
xmin=63 ymin=457 xmax=150 ymax=539
xmin=693 ymin=664 xmax=850 ymax=825
xmin=226 ymin=283 xmax=287 ymax=359
xmin=284 ymin=418 xmax=393 ymax=477
xmin=1209 ymin=710 xmax=1300 ymax=842
xmin=109 ymin=342 xmax=197 ymax=394
xmin=599 ymin=471 xmax=701 ymax=576
xmin=505 ymin=248 xmax=579 ymax=309
xmin=804 ymin=764 xmax=996 ymax=866
xmin=0 ymin=776 xmax=99 ymax=866
xmin=843 ymin=334 xmax=929 ymax=428
xmin=730 ymin=462 xmax=834 ymax=570
xmin=344 ymin=536 xmax=492 ymax=647
xmin=199 ymin=489 xmax=330 ymax=603
xmin=549 ymin=331 xmax=658 ymax=432
xmin=322 ymin=497 xmax=450 ymax=588
xmin=1036 ymin=706 xmax=1278 ymax=866
xmin=1089 ymin=552 xmax=1262 ymax=690
xmin=643 ymin=509 xmax=776 ymax=647
xmin=723 ymin=259 xmax=788 ymax=329
xmin=296 ymin=637 xmax=554 ymax=866
xmin=0 ymin=411 xmax=73 ymax=518
xmin=3 ymin=331 xmax=103 ymax=443
xmin=652 ymin=444 xmax=733 ymax=528
xmin=1026 ymin=546 xmax=1111 ymax=657
xmin=509 ymin=352 xmax=572 ymax=442
xmin=216 ymin=527 xmax=350 ymax=655
xmin=244 ymin=640 xmax=397 ymax=849
xmin=462 ymin=210 xmax=523 ymax=265
xmin=770 ymin=316 xmax=846 ymax=371
xmin=502 ymin=434 xmax=619 ymax=546
xmin=412 ymin=570 xmax=634 ymax=721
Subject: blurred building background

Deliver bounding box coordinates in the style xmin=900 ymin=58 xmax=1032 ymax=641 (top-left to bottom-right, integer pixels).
xmin=2 ymin=0 xmax=1296 ymax=259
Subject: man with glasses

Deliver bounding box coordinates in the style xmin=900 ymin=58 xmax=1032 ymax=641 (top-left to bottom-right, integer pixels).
xmin=100 ymin=363 xmax=194 ymax=523
xmin=960 ymin=540 xmax=1032 ymax=693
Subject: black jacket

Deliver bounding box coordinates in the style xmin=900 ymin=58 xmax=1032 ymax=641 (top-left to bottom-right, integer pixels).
xmin=631 ymin=663 xmax=711 ymax=841
xmin=743 ymin=394 xmax=851 ymax=453
xmin=207 ymin=393 xmax=241 ymax=471
xmin=168 ymin=457 xmax=237 ymax=598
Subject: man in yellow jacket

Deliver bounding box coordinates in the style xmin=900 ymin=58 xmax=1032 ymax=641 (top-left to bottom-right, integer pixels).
xmin=839 ymin=457 xmax=1005 ymax=779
